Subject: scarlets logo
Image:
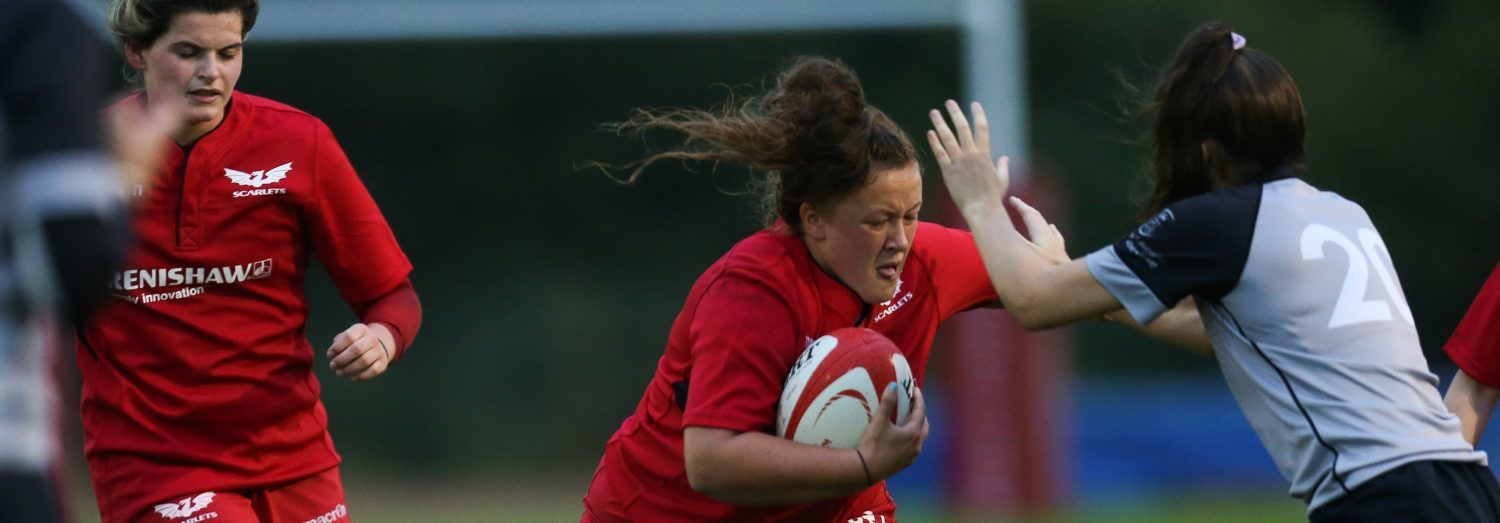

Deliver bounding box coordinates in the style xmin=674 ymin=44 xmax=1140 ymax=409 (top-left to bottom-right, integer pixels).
xmin=153 ymin=492 xmax=215 ymax=520
xmin=224 ymin=162 xmax=291 ymax=188
xmin=226 ymin=162 xmax=292 ymax=198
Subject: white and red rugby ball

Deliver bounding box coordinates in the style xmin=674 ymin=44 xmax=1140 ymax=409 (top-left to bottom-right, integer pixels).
xmin=776 ymin=327 xmax=914 ymax=448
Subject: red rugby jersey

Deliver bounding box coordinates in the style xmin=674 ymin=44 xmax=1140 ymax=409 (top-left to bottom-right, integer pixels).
xmin=79 ymin=93 xmax=411 ymax=517
xmin=584 ymin=221 xmax=996 ymax=522
xmin=1446 ymin=263 xmax=1500 ymax=386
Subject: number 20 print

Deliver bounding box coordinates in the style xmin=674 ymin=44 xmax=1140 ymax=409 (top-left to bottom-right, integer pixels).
xmin=1300 ymin=225 xmax=1414 ymax=329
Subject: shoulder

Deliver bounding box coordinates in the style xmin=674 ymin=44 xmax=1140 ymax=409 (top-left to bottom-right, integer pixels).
xmin=913 ymin=221 xmax=971 ymax=254
xmin=682 ymin=231 xmax=806 ymax=321
xmin=718 ymin=227 xmax=802 ymax=275
xmin=696 ymin=228 xmax=809 ymax=299
xmin=232 ymin=92 xmax=333 ymax=138
xmin=1164 ymin=183 xmax=1264 ymax=223
xmin=233 ymin=92 xmax=316 ymax=119
xmin=1128 ymin=183 xmax=1263 ymax=246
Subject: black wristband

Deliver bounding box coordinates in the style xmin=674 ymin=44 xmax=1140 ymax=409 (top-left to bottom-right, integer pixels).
xmin=854 ymin=448 xmax=874 ymax=486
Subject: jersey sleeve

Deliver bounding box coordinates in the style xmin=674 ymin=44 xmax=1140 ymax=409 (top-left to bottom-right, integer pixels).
xmin=1084 ymin=185 xmax=1259 ymax=324
xmin=680 ymin=269 xmax=801 ymax=433
xmin=306 ymin=122 xmax=413 ymax=304
xmin=915 ymin=222 xmax=999 ymax=318
xmin=1445 ymin=263 xmax=1500 ymax=387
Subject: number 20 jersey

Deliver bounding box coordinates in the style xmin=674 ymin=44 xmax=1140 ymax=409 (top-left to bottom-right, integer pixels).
xmin=1084 ymin=168 xmax=1484 ymax=512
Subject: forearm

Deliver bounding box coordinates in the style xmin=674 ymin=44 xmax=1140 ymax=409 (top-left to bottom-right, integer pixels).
xmin=1444 ymin=369 xmax=1500 ymax=446
xmin=352 ymin=279 xmax=421 ymax=361
xmin=1104 ymin=298 xmax=1214 ymax=355
xmin=962 ymin=205 xmax=1063 ymax=323
xmin=685 ymin=428 xmax=870 ymax=504
xmin=962 ymin=204 xmax=1119 ymax=329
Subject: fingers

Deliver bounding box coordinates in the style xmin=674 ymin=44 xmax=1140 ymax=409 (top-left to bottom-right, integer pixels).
xmin=1008 ymin=196 xmax=1052 ymax=243
xmin=971 ymin=102 xmax=990 ymax=155
xmin=926 ymin=131 xmax=951 ymax=165
xmin=903 ymin=385 xmax=927 ymax=431
xmin=927 ymin=108 xmax=962 ymax=156
xmin=996 ymin=155 xmax=1011 ymax=192
xmin=337 ymin=347 xmax=386 ymax=381
xmin=327 ymin=324 xmax=389 ymax=380
xmin=351 ymin=356 xmax=389 ymax=381
xmin=944 ymin=100 xmax=976 ymax=150
xmin=915 ymin=387 xmax=930 ymax=444
xmin=874 ymin=382 xmax=899 ymax=424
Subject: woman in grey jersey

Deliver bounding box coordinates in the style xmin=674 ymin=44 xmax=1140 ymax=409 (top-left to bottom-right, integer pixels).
xmin=929 ymin=21 xmax=1500 ymax=522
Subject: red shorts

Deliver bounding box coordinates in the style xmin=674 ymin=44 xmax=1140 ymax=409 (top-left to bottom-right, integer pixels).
xmin=834 ymin=485 xmax=898 ymax=523
xmin=580 ymin=465 xmax=897 ymax=523
xmin=112 ymin=466 xmax=349 ymax=523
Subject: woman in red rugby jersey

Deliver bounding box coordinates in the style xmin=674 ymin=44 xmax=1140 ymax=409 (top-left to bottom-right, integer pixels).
xmin=580 ymin=56 xmax=1017 ymax=523
xmin=1445 ymin=262 xmax=1500 ymax=445
xmin=80 ymin=1 xmax=421 ymax=521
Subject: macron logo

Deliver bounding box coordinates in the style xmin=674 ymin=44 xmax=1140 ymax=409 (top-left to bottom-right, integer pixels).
xmin=225 ymin=161 xmax=291 ymax=188
xmin=154 ymin=492 xmax=215 ymax=520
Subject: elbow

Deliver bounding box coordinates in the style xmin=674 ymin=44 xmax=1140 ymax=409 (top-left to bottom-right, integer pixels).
xmin=1004 ymin=292 xmax=1066 ymax=331
xmin=684 ymin=450 xmax=736 ymax=501
xmin=1016 ymin=314 xmax=1067 ymax=332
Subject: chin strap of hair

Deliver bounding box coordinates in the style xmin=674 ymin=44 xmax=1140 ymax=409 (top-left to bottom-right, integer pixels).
xmin=1231 ymin=32 xmax=1247 ymax=51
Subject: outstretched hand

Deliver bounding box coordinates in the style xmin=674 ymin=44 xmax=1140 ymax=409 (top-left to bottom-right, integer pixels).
xmin=927 ymin=100 xmax=1009 ymax=216
xmin=929 ymin=100 xmax=1069 ymax=264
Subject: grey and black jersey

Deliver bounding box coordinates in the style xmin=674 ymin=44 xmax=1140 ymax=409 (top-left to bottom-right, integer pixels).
xmin=1086 ymin=170 xmax=1485 ymax=512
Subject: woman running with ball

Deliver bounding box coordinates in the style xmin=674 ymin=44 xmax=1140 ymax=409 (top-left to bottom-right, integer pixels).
xmin=930 ymin=22 xmax=1500 ymax=521
xmin=581 ymin=56 xmax=1004 ymax=522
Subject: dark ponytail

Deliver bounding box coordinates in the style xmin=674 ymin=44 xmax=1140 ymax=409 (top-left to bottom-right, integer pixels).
xmin=611 ymin=56 xmax=917 ymax=233
xmin=1140 ymin=21 xmax=1306 ymax=217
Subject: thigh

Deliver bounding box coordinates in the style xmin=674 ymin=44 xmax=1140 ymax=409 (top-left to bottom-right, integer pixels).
xmin=254 ymin=466 xmax=350 ymax=523
xmin=130 ymin=490 xmax=257 ymax=523
xmin=834 ymin=483 xmax=898 ymax=523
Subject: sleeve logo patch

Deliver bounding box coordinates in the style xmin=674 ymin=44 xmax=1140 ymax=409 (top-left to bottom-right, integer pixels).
xmin=1124 ymin=209 xmax=1174 ymax=268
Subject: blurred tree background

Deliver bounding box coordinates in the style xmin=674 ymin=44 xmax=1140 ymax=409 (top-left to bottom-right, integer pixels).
xmin=75 ymin=0 xmax=1500 ymax=515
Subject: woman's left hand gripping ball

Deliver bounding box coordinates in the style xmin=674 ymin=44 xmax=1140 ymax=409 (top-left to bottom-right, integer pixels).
xmin=327 ymin=323 xmax=395 ymax=381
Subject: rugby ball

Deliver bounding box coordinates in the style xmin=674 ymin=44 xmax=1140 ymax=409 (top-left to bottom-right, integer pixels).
xmin=776 ymin=328 xmax=914 ymax=448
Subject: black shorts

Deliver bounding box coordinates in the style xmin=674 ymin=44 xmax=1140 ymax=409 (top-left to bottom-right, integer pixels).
xmin=1310 ymin=460 xmax=1500 ymax=522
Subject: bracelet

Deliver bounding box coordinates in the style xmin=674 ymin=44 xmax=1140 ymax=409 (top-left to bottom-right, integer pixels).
xmin=376 ymin=338 xmax=391 ymax=361
xmin=854 ymin=448 xmax=874 ymax=486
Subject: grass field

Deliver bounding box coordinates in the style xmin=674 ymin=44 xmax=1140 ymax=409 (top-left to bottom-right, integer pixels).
xmin=71 ymin=472 xmax=1307 ymax=522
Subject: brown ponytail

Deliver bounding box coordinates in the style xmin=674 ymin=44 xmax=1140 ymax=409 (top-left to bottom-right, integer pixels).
xmin=1139 ymin=22 xmax=1306 ymax=217
xmin=612 ymin=56 xmax=916 ymax=233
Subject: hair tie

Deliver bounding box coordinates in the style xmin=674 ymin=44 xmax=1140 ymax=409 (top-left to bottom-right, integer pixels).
xmin=1231 ymin=32 xmax=1246 ymax=51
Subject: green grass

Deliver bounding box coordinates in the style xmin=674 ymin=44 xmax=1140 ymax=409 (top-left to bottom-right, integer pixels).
xmin=73 ymin=472 xmax=1305 ymax=522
